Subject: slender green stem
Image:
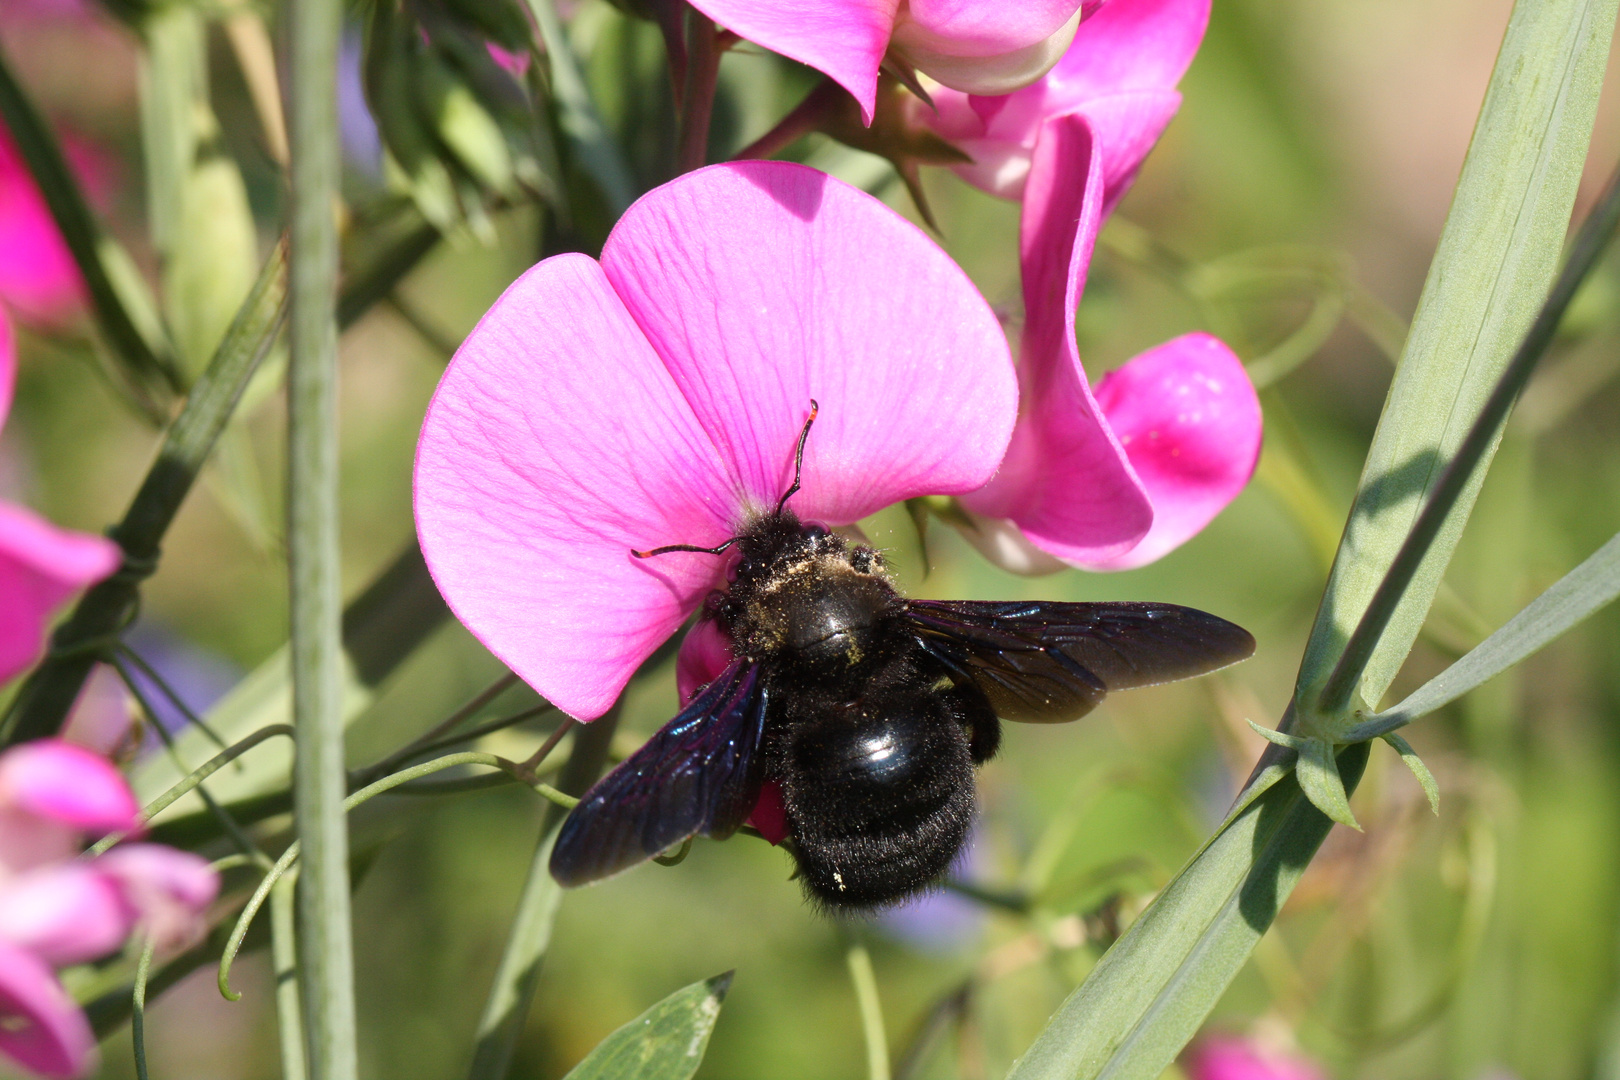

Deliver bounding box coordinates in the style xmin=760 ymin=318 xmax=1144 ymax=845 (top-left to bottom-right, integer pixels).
xmin=132 ymin=936 xmax=156 ymax=1080
xmin=1 ymin=242 xmax=288 ymax=747
xmin=117 ymin=643 xmax=229 ymax=751
xmin=272 ymin=868 xmax=309 ymax=1080
xmin=1317 ymin=163 xmax=1620 ymax=716
xmin=846 ymin=938 xmax=891 ymax=1080
xmin=0 ymin=45 xmax=179 ymax=393
xmin=354 ymin=672 xmax=519 ymax=783
xmin=286 ymin=0 xmax=354 ymax=1071
xmin=675 ymin=9 xmax=720 ymax=174
xmin=467 ymin=710 xmax=619 ymax=1080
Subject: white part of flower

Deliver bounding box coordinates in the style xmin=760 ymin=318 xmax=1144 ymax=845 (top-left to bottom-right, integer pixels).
xmin=892 ymin=8 xmax=1082 ymax=97
xmin=953 ymin=511 xmax=1069 ymax=576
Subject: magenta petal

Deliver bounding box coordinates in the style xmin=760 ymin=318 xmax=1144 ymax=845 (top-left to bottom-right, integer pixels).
xmin=1045 ymin=0 xmax=1208 ymax=102
xmin=601 ymin=162 xmax=1016 ymax=529
xmin=687 ymin=0 xmax=896 ymax=122
xmin=0 ymin=865 xmax=130 ymax=966
xmin=902 ymin=0 xmax=1080 ymax=56
xmin=0 ymin=306 xmax=13 ymax=427
xmin=0 ymin=740 xmax=139 ymax=834
xmin=675 ymin=620 xmax=733 ymax=706
xmin=1186 ymin=1037 xmax=1326 ymax=1080
xmin=0 ymin=502 xmax=122 ymax=686
xmin=0 ymin=941 xmax=94 ymax=1078
xmin=93 ymin=844 xmax=219 ymax=952
xmin=1080 ymin=334 xmax=1260 ymax=570
xmin=416 ymin=254 xmax=742 ymax=720
xmin=960 ymin=114 xmax=1150 ymax=562
xmin=0 ymin=127 xmax=87 ymax=325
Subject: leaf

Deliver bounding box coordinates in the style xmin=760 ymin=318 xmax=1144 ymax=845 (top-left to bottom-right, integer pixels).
xmin=1004 ymin=745 xmax=1370 ymax=1080
xmin=1383 ymin=734 xmax=1440 ymax=815
xmin=1349 ymin=530 xmax=1620 ymax=739
xmin=559 ymin=973 xmax=732 ymax=1080
xmin=1294 ymin=0 xmax=1619 ymax=725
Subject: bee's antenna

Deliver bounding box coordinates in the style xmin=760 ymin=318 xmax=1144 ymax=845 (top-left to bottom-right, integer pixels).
xmin=773 ymin=399 xmax=819 ymax=516
xmin=631 ymin=536 xmax=739 ymax=560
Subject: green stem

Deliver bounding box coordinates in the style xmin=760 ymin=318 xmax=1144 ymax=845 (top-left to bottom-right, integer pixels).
xmin=0 ymin=45 xmax=180 ymax=393
xmin=846 ymin=938 xmax=891 ymax=1080
xmin=466 ymin=710 xmax=620 ymax=1080
xmin=1317 ymin=162 xmax=1620 ymax=715
xmin=131 ymin=936 xmax=155 ymax=1080
xmin=675 ymin=9 xmax=720 ymax=174
xmin=286 ymin=0 xmax=354 ymax=1071
xmin=272 ymin=868 xmax=309 ymax=1080
xmin=0 ymin=242 xmax=288 ymax=747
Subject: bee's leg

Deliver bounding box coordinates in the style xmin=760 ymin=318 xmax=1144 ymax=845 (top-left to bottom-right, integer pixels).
xmin=945 ymin=680 xmax=1000 ymax=764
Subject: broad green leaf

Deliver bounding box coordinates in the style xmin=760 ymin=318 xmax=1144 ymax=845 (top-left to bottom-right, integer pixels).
xmin=560 ymin=972 xmax=732 ymax=1080
xmin=1295 ymin=0 xmax=1618 ymax=727
xmin=1349 ymin=530 xmax=1620 ymax=740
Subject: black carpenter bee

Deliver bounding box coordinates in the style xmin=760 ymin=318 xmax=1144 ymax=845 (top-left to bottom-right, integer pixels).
xmin=550 ymin=404 xmax=1255 ymax=909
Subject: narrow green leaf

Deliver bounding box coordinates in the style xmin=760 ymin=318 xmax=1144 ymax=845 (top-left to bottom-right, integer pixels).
xmin=1004 ymin=745 xmax=1370 ymax=1080
xmin=1294 ymin=737 xmax=1360 ymax=830
xmin=1383 ymin=734 xmax=1440 ymax=815
xmin=1295 ymin=0 xmax=1618 ymax=722
xmin=560 ymin=972 xmax=733 ymax=1080
xmin=1245 ymin=720 xmax=1306 ymax=752
xmin=1349 ymin=530 xmax=1620 ymax=740
xmin=522 ymin=0 xmax=637 ymax=215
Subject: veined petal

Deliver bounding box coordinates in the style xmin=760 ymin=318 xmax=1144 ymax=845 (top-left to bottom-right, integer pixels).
xmin=0 ymin=864 xmax=129 ymax=967
xmin=601 ymin=162 xmax=1017 ymax=531
xmin=0 ymin=740 xmax=138 ymax=835
xmin=1079 ymin=334 xmax=1261 ymax=571
xmin=0 ymin=504 xmax=121 ymax=685
xmin=93 ymin=844 xmax=219 ymax=953
xmin=959 ymin=114 xmax=1151 ymax=563
xmin=687 ymin=0 xmax=897 ymax=123
xmin=0 ymin=941 xmax=94 ymax=1079
xmin=415 ymin=255 xmax=741 ymax=721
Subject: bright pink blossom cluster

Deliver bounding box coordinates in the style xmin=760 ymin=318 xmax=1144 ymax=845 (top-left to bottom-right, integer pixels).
xmin=0 ymin=739 xmax=217 ymax=1078
xmin=415 ymin=0 xmax=1258 ymax=723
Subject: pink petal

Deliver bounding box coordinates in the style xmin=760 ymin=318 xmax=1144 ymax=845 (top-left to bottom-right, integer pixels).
xmin=0 ymin=125 xmax=88 ymax=325
xmin=0 ymin=941 xmax=94 ymax=1078
xmin=1186 ymin=1037 xmax=1326 ymax=1080
xmin=601 ymin=162 xmax=1015 ymax=529
xmin=416 ymin=254 xmax=739 ymax=721
xmin=0 ymin=305 xmax=12 ymax=426
xmin=1078 ymin=333 xmax=1260 ymax=571
xmin=687 ymin=0 xmax=897 ymax=123
xmin=674 ymin=619 xmax=733 ymax=706
xmin=485 ymin=43 xmax=530 ymax=78
xmin=0 ymin=740 xmax=139 ymax=835
xmin=0 ymin=864 xmax=130 ymax=966
xmin=0 ymin=502 xmax=121 ymax=686
xmin=747 ymin=780 xmax=790 ymax=845
xmin=93 ymin=844 xmax=218 ymax=952
xmin=59 ymin=663 xmax=136 ymax=758
xmin=418 ymin=164 xmax=1016 ymax=721
xmin=900 ymin=0 xmax=1081 ymax=56
xmin=930 ymin=0 xmax=1206 ymax=200
xmin=959 ymin=113 xmax=1151 ymax=562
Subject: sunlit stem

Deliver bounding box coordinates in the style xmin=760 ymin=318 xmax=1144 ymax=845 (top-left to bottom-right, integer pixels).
xmin=272 ymin=868 xmax=309 ymax=1080
xmin=1317 ymin=163 xmax=1620 ymax=716
xmin=286 ymin=0 xmax=353 ymax=1072
xmin=846 ymin=937 xmax=891 ymax=1080
xmin=131 ymin=935 xmax=156 ymax=1080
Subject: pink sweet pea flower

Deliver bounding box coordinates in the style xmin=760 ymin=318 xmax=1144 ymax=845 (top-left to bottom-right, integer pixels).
xmin=956 ymin=111 xmax=1260 ymax=571
xmin=925 ymin=0 xmax=1208 ymax=201
xmin=1186 ymin=1036 xmax=1328 ymax=1080
xmin=688 ymin=0 xmax=1092 ymax=123
xmin=0 ymin=309 xmax=121 ymax=685
xmin=0 ymin=125 xmax=106 ymax=326
xmin=415 ymin=161 xmax=1017 ymax=720
xmin=0 ymin=739 xmax=217 ymax=1078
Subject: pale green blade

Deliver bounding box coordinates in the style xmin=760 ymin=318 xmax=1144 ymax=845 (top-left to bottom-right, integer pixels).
xmin=560 ymin=972 xmax=732 ymax=1080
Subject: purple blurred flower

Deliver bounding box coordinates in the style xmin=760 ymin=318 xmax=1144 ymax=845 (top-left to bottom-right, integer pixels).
xmin=1185 ymin=1036 xmax=1327 ymax=1080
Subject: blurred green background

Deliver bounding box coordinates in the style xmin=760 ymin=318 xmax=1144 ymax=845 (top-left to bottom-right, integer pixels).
xmin=5 ymin=0 xmax=1620 ymax=1077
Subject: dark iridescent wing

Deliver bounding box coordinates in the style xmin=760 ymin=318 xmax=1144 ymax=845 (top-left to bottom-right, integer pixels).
xmin=550 ymin=660 xmax=769 ymax=887
xmin=906 ymin=600 xmax=1255 ymax=723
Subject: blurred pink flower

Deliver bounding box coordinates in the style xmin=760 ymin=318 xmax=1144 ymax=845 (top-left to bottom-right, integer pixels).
xmin=415 ymin=161 xmax=1018 ymax=720
xmin=0 ymin=124 xmax=110 ymax=326
xmin=0 ymin=310 xmax=120 ymax=685
xmin=1186 ymin=1036 xmax=1328 ymax=1080
xmin=688 ymin=0 xmax=1094 ymax=123
xmin=926 ymin=0 xmax=1207 ymax=201
xmin=956 ymin=112 xmax=1261 ymax=571
xmin=0 ymin=739 xmax=217 ymax=1078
